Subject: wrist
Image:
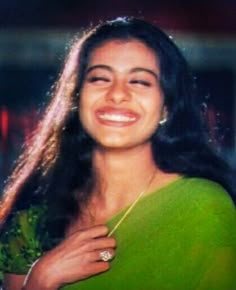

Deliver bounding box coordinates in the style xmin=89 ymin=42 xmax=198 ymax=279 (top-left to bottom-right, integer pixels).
xmin=23 ymin=258 xmax=60 ymax=290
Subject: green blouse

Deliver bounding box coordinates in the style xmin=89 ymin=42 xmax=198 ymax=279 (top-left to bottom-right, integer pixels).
xmin=0 ymin=177 xmax=236 ymax=290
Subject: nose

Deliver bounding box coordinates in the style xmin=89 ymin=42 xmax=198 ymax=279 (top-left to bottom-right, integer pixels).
xmin=105 ymin=80 xmax=131 ymax=104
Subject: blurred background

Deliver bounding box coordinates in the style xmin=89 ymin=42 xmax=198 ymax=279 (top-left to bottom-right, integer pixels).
xmin=0 ymin=0 xmax=236 ymax=191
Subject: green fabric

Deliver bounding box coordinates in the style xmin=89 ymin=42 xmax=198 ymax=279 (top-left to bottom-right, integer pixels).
xmin=0 ymin=206 xmax=45 ymax=273
xmin=0 ymin=177 xmax=236 ymax=290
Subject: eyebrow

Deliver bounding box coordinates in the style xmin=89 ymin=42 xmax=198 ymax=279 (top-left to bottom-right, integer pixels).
xmin=86 ymin=65 xmax=112 ymax=74
xmin=130 ymin=67 xmax=159 ymax=80
xmin=86 ymin=65 xmax=159 ymax=80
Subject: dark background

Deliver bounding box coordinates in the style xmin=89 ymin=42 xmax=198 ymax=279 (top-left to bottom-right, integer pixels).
xmin=1 ymin=0 xmax=236 ymax=33
xmin=0 ymin=0 xmax=236 ymax=190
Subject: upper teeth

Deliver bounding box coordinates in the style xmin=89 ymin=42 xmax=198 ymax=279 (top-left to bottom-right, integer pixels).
xmin=99 ymin=113 xmax=136 ymax=122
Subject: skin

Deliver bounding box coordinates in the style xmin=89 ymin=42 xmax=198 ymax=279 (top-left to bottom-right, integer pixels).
xmin=79 ymin=39 xmax=166 ymax=150
xmin=4 ymin=226 xmax=115 ymax=290
xmin=4 ymin=39 xmax=179 ymax=290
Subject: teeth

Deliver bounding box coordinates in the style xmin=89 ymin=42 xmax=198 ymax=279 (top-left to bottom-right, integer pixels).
xmin=99 ymin=113 xmax=136 ymax=122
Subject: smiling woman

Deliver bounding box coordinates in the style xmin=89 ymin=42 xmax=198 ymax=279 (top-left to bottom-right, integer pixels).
xmin=0 ymin=17 xmax=236 ymax=290
xmin=79 ymin=40 xmax=165 ymax=149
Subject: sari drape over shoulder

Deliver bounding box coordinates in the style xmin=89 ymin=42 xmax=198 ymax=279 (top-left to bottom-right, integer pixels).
xmin=1 ymin=178 xmax=236 ymax=290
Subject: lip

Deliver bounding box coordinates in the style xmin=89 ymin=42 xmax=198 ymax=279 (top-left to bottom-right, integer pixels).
xmin=95 ymin=106 xmax=140 ymax=127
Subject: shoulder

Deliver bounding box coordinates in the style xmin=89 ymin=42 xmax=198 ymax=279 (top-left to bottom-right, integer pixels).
xmin=178 ymin=177 xmax=235 ymax=208
xmin=168 ymin=177 xmax=236 ymax=231
xmin=178 ymin=177 xmax=236 ymax=232
xmin=180 ymin=176 xmax=228 ymax=192
xmin=0 ymin=205 xmax=46 ymax=274
xmin=1 ymin=204 xmax=46 ymax=240
xmin=167 ymin=178 xmax=236 ymax=248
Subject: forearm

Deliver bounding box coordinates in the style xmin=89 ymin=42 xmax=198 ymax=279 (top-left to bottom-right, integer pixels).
xmin=22 ymin=259 xmax=60 ymax=290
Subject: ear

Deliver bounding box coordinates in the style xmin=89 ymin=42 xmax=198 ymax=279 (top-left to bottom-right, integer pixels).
xmin=162 ymin=106 xmax=168 ymax=120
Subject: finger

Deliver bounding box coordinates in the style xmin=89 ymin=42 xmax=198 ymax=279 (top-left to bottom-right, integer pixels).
xmin=74 ymin=261 xmax=110 ymax=281
xmin=87 ymin=248 xmax=115 ymax=262
xmin=98 ymin=249 xmax=115 ymax=262
xmin=80 ymin=225 xmax=109 ymax=240
xmin=85 ymin=237 xmax=116 ymax=251
xmin=89 ymin=261 xmax=110 ymax=275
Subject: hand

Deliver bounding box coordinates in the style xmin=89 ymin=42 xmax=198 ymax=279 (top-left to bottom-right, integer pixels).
xmin=24 ymin=225 xmax=116 ymax=289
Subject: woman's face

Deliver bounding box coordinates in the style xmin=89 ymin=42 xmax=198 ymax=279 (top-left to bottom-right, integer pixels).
xmin=79 ymin=39 xmax=166 ymax=150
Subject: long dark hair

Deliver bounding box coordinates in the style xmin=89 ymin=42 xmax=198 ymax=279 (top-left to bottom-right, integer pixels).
xmin=0 ymin=17 xmax=234 ymax=248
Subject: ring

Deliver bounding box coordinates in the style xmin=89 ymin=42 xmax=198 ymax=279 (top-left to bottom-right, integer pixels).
xmin=99 ymin=250 xmax=113 ymax=262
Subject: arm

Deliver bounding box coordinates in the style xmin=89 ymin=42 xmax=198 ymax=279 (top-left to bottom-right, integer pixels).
xmin=3 ymin=274 xmax=26 ymax=290
xmin=2 ymin=225 xmax=116 ymax=290
xmin=0 ymin=206 xmax=116 ymax=289
xmin=19 ymin=225 xmax=116 ymax=290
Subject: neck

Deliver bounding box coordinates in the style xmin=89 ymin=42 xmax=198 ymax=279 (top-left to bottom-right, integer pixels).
xmin=91 ymin=143 xmax=158 ymax=207
xmin=67 ymin=143 xmax=180 ymax=233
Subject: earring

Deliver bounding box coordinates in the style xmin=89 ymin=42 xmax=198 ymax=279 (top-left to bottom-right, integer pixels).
xmin=71 ymin=106 xmax=78 ymax=112
xmin=159 ymin=118 xmax=167 ymax=125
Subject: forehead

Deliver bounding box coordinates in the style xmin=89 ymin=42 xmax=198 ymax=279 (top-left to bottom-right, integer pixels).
xmin=87 ymin=39 xmax=160 ymax=69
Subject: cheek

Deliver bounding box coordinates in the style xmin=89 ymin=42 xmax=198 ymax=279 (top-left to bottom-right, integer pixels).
xmin=79 ymin=87 xmax=94 ymax=112
xmin=78 ymin=93 xmax=100 ymax=136
xmin=78 ymin=95 xmax=90 ymax=126
xmin=142 ymin=96 xmax=164 ymax=117
xmin=79 ymin=86 xmax=101 ymax=110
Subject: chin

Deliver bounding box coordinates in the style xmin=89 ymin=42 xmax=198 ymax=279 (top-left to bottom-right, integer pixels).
xmin=95 ymin=137 xmax=152 ymax=151
xmin=97 ymin=140 xmax=131 ymax=149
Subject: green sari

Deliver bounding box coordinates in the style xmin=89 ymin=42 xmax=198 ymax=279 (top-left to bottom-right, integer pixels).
xmin=1 ymin=177 xmax=236 ymax=290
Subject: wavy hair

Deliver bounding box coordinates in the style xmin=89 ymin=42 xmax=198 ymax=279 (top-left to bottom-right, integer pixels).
xmin=0 ymin=17 xmax=234 ymax=247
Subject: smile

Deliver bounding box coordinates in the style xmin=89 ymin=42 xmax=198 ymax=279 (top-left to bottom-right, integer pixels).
xmin=99 ymin=113 xmax=136 ymax=122
xmin=95 ymin=107 xmax=140 ymax=126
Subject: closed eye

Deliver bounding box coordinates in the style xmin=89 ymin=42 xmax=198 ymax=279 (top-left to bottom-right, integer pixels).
xmin=87 ymin=76 xmax=110 ymax=83
xmin=129 ymin=80 xmax=151 ymax=87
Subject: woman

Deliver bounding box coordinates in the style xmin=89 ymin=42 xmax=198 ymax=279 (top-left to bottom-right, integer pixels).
xmin=0 ymin=17 xmax=235 ymax=290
